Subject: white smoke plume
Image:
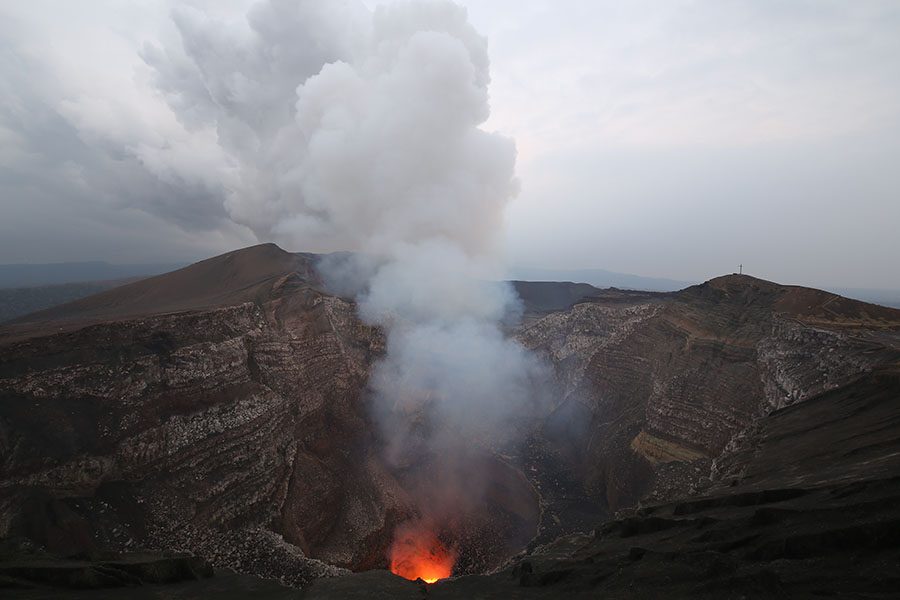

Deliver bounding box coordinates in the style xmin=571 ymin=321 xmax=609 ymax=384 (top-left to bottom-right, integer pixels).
xmin=5 ymin=0 xmax=549 ymax=563
xmin=139 ymin=0 xmax=547 ymax=449
xmin=140 ymin=0 xmax=517 ymax=257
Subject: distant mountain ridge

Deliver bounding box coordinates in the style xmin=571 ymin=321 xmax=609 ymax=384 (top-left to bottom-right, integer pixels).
xmin=3 ymin=258 xmax=897 ymax=314
xmin=831 ymin=286 xmax=900 ymax=309
xmin=0 ymin=279 xmax=139 ymax=323
xmin=508 ymin=266 xmax=694 ymax=292
xmin=510 ymin=266 xmax=900 ymax=309
xmin=0 ymin=261 xmax=187 ymax=288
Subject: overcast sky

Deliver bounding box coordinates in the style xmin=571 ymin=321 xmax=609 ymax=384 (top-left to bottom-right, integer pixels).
xmin=1 ymin=0 xmax=898 ymax=289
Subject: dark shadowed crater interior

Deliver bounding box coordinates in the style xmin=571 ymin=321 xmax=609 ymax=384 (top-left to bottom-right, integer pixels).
xmin=390 ymin=450 xmax=541 ymax=576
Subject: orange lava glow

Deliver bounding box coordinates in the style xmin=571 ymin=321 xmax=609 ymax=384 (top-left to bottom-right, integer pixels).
xmin=389 ymin=521 xmax=456 ymax=583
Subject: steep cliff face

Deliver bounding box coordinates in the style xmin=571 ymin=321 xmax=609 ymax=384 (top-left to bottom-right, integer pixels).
xmin=518 ymin=275 xmax=900 ymax=512
xmin=0 ymin=245 xmax=406 ymax=586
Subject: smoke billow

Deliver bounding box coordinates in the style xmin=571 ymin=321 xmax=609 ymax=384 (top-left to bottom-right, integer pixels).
xmin=7 ymin=0 xmax=547 ymax=571
xmin=142 ymin=0 xmax=549 ymax=564
xmin=139 ymin=1 xmax=517 ymax=256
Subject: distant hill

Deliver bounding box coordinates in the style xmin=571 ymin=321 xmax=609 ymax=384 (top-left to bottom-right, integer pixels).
xmin=509 ymin=266 xmax=900 ymax=309
xmin=0 ymin=261 xmax=186 ymax=288
xmin=507 ymin=266 xmax=694 ymax=292
xmin=511 ymin=280 xmax=666 ymax=313
xmin=3 ymin=255 xmax=896 ymax=326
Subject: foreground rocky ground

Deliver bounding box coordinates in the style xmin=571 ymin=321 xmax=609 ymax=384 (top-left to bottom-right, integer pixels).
xmin=1 ymin=244 xmax=898 ymax=597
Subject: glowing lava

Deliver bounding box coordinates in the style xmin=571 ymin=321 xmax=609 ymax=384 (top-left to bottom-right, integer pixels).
xmin=388 ymin=520 xmax=456 ymax=583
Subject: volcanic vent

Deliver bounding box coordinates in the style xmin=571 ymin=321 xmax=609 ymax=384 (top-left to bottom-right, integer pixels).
xmin=384 ymin=448 xmax=541 ymax=581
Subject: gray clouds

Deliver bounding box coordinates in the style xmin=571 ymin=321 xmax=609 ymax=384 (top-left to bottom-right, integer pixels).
xmin=1 ymin=0 xmax=899 ymax=289
xmin=457 ymin=0 xmax=900 ymax=289
xmin=0 ymin=3 xmax=252 ymax=262
xmin=137 ymin=0 xmax=515 ymax=257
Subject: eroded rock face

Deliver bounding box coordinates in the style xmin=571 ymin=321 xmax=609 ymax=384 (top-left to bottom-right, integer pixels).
xmin=0 ymin=250 xmax=407 ymax=586
xmin=517 ymin=275 xmax=900 ymax=512
xmin=299 ymin=367 xmax=900 ymax=599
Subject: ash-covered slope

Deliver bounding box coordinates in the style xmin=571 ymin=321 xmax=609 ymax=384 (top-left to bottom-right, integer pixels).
xmin=3 ymin=244 xmax=317 ymax=337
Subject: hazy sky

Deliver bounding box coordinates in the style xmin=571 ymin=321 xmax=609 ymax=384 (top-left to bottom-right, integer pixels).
xmin=1 ymin=1 xmax=898 ymax=289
